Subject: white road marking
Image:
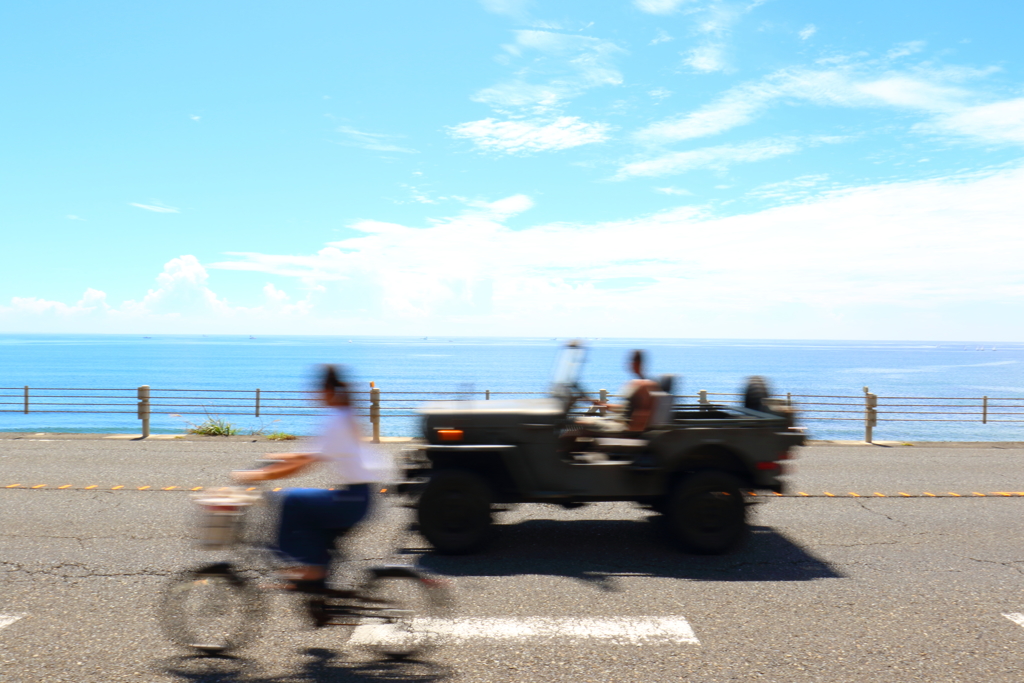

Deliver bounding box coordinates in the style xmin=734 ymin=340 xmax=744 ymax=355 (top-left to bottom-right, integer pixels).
xmin=1004 ymin=613 xmax=1024 ymax=629
xmin=0 ymin=614 xmax=25 ymax=631
xmin=350 ymin=617 xmax=699 ymax=646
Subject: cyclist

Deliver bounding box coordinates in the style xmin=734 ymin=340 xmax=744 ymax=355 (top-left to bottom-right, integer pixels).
xmin=231 ymin=365 xmax=392 ymax=596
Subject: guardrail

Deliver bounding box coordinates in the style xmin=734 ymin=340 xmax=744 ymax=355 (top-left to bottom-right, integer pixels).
xmin=2 ymin=385 xmax=1022 ymax=442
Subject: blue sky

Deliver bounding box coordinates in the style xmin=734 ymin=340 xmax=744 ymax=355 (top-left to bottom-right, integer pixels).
xmin=2 ymin=0 xmax=1023 ymax=339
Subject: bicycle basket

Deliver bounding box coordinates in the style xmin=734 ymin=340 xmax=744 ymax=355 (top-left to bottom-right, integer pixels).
xmin=191 ymin=489 xmax=261 ymax=550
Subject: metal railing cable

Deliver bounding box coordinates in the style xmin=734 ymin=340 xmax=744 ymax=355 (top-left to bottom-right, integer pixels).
xmin=2 ymin=385 xmax=1022 ymax=442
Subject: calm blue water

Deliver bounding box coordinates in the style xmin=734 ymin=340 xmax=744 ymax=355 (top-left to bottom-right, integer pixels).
xmin=1 ymin=335 xmax=1022 ymax=441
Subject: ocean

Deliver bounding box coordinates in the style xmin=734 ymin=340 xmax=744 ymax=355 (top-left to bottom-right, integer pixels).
xmin=1 ymin=334 xmax=1022 ymax=441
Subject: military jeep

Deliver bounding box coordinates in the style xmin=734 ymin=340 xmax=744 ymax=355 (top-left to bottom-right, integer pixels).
xmin=403 ymin=343 xmax=804 ymax=555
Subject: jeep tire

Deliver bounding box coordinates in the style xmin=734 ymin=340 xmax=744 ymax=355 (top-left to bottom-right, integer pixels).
xmin=417 ymin=469 xmax=494 ymax=555
xmin=665 ymin=471 xmax=746 ymax=554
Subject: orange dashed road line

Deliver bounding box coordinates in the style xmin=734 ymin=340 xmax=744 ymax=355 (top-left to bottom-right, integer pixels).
xmin=7 ymin=486 xmax=1023 ymax=500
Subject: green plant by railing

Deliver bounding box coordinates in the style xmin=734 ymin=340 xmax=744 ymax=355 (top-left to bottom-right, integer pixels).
xmin=186 ymin=417 xmax=239 ymax=436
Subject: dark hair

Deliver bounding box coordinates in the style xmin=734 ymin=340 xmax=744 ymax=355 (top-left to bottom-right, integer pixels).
xmin=631 ymin=349 xmax=645 ymax=367
xmin=320 ymin=365 xmax=351 ymax=404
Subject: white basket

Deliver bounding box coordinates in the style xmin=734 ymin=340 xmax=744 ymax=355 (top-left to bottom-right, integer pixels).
xmin=192 ymin=489 xmax=261 ymax=550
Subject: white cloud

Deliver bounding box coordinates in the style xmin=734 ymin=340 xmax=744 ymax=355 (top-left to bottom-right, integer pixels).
xmin=480 ymin=0 xmax=531 ymax=19
xmin=634 ymin=0 xmax=693 ymax=15
xmin=632 ymin=57 xmax=994 ymax=146
xmin=472 ymin=31 xmax=625 ymax=113
xmin=798 ymin=24 xmax=816 ymax=40
xmin=887 ymin=41 xmax=925 ymax=60
xmin=122 ymin=255 xmax=231 ymax=317
xmin=616 ymin=137 xmax=842 ymax=179
xmin=196 ymin=165 xmax=1024 ymax=338
xmin=916 ymin=98 xmax=1024 ymax=145
xmin=649 ymin=87 xmax=672 ymax=101
xmin=336 ymin=126 xmax=417 ymax=154
xmin=655 ymin=186 xmax=693 ymax=195
xmin=9 ymin=166 xmax=1024 ymax=338
xmin=649 ymin=29 xmax=674 ymax=46
xmin=683 ymin=44 xmax=728 ymax=73
xmin=448 ymin=116 xmax=611 ymax=154
xmin=130 ymin=203 xmax=179 ymax=213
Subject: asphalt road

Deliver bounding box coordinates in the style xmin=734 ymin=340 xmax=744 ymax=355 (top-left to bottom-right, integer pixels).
xmin=3 ymin=436 xmax=1024 ymax=682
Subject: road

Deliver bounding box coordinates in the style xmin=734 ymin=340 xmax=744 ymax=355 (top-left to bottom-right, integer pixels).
xmin=2 ymin=435 xmax=1024 ymax=682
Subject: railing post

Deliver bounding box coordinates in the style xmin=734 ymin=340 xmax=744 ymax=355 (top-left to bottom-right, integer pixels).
xmin=485 ymin=390 xmax=490 ymax=400
xmin=370 ymin=383 xmax=381 ymax=444
xmin=699 ymin=390 xmax=708 ymax=405
xmin=599 ymin=388 xmax=608 ymax=416
xmin=255 ymin=388 xmax=261 ymax=417
xmin=863 ymin=386 xmax=877 ymax=443
xmin=786 ymin=392 xmax=792 ymax=407
xmin=983 ymin=396 xmax=988 ymax=424
xmin=138 ymin=385 xmax=151 ymax=438
xmin=23 ymin=385 xmax=28 ymax=414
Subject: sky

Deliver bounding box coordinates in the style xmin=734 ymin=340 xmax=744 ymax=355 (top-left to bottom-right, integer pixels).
xmin=1 ymin=0 xmax=1023 ymax=340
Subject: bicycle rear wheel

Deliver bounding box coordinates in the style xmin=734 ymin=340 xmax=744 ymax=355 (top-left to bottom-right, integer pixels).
xmin=350 ymin=567 xmax=452 ymax=660
xmin=159 ymin=562 xmax=267 ymax=655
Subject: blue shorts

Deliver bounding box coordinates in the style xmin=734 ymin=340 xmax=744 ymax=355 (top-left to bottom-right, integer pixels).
xmin=275 ymin=485 xmax=371 ymax=567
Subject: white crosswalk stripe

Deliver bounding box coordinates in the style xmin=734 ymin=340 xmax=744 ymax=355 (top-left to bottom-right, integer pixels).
xmin=0 ymin=614 xmax=25 ymax=631
xmin=349 ymin=616 xmax=699 ymax=646
xmin=1003 ymin=613 xmax=1024 ymax=629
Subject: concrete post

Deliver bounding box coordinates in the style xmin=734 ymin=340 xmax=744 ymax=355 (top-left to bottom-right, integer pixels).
xmin=983 ymin=396 xmax=988 ymax=424
xmin=863 ymin=387 xmax=877 ymax=443
xmin=255 ymin=388 xmax=261 ymax=417
xmin=485 ymin=390 xmax=490 ymax=401
xmin=599 ymin=388 xmax=608 ymax=416
xmin=786 ymin=392 xmax=792 ymax=407
xmin=370 ymin=384 xmax=381 ymax=444
xmin=23 ymin=386 xmax=28 ymax=414
xmin=138 ymin=385 xmax=151 ymax=438
xmin=699 ymin=390 xmax=708 ymax=405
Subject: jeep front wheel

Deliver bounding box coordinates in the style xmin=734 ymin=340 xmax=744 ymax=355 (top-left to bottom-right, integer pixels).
xmin=417 ymin=469 xmax=494 ymax=555
xmin=665 ymin=471 xmax=746 ymax=554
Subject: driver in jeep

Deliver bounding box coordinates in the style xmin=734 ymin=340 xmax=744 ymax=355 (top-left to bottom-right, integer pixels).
xmin=561 ymin=349 xmax=659 ymax=457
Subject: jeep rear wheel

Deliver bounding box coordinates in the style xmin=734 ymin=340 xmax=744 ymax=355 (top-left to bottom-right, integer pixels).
xmin=665 ymin=471 xmax=746 ymax=554
xmin=417 ymin=469 xmax=494 ymax=555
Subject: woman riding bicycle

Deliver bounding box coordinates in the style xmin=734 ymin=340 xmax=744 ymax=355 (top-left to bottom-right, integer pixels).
xmin=232 ymin=365 xmax=392 ymax=595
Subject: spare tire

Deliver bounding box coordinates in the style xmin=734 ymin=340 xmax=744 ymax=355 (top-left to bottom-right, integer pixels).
xmin=743 ymin=376 xmax=771 ymax=412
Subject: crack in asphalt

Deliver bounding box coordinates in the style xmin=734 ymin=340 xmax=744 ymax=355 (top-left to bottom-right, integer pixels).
xmin=855 ymin=500 xmax=907 ymax=525
xmin=960 ymin=555 xmax=1024 ymax=576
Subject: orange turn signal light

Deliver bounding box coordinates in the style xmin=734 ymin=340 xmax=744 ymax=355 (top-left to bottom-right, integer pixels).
xmin=438 ymin=429 xmax=463 ymax=442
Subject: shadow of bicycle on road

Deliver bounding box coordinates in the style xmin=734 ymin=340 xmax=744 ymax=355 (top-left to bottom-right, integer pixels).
xmin=158 ymin=647 xmax=453 ymax=683
xmin=413 ymin=516 xmax=840 ymax=589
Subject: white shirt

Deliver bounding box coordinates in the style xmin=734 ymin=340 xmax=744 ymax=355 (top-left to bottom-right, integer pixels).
xmin=313 ymin=406 xmax=394 ymax=484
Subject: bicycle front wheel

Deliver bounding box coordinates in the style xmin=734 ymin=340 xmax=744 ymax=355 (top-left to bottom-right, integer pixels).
xmin=158 ymin=562 xmax=267 ymax=655
xmin=350 ymin=567 xmax=453 ymax=660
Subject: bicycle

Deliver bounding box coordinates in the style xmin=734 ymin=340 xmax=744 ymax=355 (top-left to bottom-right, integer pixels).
xmin=158 ymin=484 xmax=452 ymax=659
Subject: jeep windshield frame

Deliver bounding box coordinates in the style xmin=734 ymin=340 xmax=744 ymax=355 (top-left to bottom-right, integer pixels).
xmin=549 ymin=342 xmax=587 ymax=408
